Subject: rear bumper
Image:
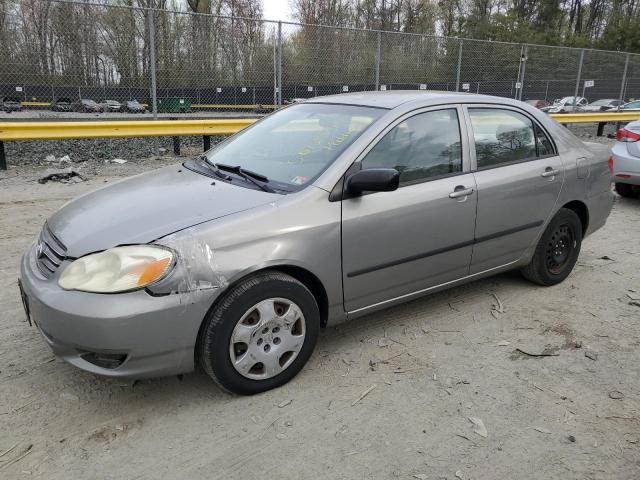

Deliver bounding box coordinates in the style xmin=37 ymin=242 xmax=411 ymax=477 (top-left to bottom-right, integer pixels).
xmin=612 ymin=142 xmax=640 ymax=185
xmin=19 ymin=243 xmax=219 ymax=378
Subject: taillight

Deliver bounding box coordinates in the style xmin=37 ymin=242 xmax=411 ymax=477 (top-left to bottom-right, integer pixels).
xmin=608 ymin=156 xmax=614 ymax=174
xmin=615 ymin=128 xmax=640 ymax=142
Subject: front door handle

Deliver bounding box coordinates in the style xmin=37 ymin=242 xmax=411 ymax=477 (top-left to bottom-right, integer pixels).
xmin=541 ymin=167 xmax=560 ymax=178
xmin=449 ymin=186 xmax=474 ymax=199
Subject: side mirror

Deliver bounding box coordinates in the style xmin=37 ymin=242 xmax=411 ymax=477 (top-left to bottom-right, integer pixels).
xmin=346 ymin=168 xmax=399 ymax=194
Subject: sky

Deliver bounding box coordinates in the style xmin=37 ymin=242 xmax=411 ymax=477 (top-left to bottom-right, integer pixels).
xmin=262 ymin=0 xmax=294 ymax=22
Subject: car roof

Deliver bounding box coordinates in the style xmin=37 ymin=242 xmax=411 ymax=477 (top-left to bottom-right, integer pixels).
xmin=305 ymin=90 xmax=517 ymax=109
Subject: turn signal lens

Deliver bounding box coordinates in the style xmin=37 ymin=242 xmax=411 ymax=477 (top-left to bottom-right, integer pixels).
xmin=137 ymin=257 xmax=172 ymax=286
xmin=58 ymin=246 xmax=174 ymax=293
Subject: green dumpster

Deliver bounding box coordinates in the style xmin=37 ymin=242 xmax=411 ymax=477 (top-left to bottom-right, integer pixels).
xmin=157 ymin=97 xmax=191 ymax=113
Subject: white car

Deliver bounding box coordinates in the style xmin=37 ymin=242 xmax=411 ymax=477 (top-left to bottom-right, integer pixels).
xmin=580 ymin=99 xmax=623 ymax=112
xmin=611 ymin=120 xmax=640 ymax=198
xmin=618 ymin=100 xmax=640 ymax=112
xmin=541 ymin=96 xmax=588 ymax=113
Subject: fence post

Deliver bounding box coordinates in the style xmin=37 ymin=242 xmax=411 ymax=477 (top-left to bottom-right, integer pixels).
xmin=518 ymin=45 xmax=528 ymax=101
xmin=277 ymin=21 xmax=282 ymax=106
xmin=375 ymin=31 xmax=381 ymax=90
xmin=273 ymin=25 xmax=277 ymax=107
xmin=574 ymin=49 xmax=584 ymax=101
xmin=620 ymin=53 xmax=630 ymax=104
xmin=148 ymin=7 xmax=158 ymax=120
xmin=455 ymin=40 xmax=463 ymax=92
xmin=544 ymin=80 xmax=549 ymax=101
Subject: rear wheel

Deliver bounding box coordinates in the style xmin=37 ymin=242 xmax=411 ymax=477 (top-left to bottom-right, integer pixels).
xmin=521 ymin=208 xmax=582 ymax=286
xmin=198 ymin=271 xmax=320 ymax=395
xmin=615 ymin=182 xmax=639 ymax=198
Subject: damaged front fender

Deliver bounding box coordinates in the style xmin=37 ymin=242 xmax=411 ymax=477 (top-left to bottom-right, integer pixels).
xmin=147 ymin=226 xmax=229 ymax=296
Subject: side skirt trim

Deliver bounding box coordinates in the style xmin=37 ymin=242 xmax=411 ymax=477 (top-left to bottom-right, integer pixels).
xmin=347 ymin=259 xmax=521 ymax=316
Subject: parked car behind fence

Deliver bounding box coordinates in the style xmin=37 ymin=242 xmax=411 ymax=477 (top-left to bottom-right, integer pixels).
xmin=581 ymin=99 xmax=623 ymax=112
xmin=541 ymin=96 xmax=588 ymax=113
xmin=123 ymin=100 xmax=146 ymax=113
xmin=100 ymin=99 xmax=122 ymax=112
xmin=71 ymin=99 xmax=103 ymax=113
xmin=525 ymin=99 xmax=551 ymax=110
xmin=51 ymin=98 xmax=71 ymax=112
xmin=2 ymin=97 xmax=22 ymax=113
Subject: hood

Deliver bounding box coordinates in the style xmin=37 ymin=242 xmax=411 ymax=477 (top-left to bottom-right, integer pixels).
xmin=47 ymin=164 xmax=280 ymax=257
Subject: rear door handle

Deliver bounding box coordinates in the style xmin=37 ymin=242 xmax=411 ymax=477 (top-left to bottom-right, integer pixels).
xmin=541 ymin=168 xmax=560 ymax=178
xmin=449 ymin=187 xmax=474 ymax=199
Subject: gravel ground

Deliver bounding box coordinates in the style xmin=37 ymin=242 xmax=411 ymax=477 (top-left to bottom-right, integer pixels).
xmin=1 ymin=148 xmax=640 ymax=479
xmin=4 ymin=136 xmax=224 ymax=167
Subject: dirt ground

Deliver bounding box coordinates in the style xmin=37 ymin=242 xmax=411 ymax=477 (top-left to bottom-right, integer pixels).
xmin=1 ymin=158 xmax=639 ymax=480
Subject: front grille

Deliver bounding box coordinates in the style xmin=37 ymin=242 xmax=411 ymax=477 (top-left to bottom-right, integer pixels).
xmin=35 ymin=223 xmax=67 ymax=278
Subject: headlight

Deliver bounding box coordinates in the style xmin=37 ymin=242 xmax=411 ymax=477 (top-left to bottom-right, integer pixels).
xmin=58 ymin=245 xmax=174 ymax=293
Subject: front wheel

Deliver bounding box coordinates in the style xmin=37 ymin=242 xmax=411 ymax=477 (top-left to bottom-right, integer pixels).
xmin=198 ymin=271 xmax=320 ymax=395
xmin=521 ymin=208 xmax=582 ymax=286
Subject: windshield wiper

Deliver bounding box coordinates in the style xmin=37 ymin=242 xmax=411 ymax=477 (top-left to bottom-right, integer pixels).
xmin=214 ymin=163 xmax=276 ymax=193
xmin=197 ymin=155 xmax=232 ymax=180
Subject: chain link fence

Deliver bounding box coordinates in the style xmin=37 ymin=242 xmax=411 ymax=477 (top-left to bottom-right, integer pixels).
xmin=2 ymin=0 xmax=640 ymax=113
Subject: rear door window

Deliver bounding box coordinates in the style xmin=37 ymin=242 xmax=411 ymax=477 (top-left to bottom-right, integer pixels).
xmin=468 ymin=108 xmax=538 ymax=169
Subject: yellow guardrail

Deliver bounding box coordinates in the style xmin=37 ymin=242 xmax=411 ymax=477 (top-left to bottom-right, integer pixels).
xmin=0 ymin=119 xmax=256 ymax=141
xmin=1 ymin=112 xmax=640 ymax=143
xmin=549 ymin=112 xmax=640 ymax=123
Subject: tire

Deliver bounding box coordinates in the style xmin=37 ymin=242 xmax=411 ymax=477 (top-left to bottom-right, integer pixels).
xmin=521 ymin=208 xmax=582 ymax=286
xmin=615 ymin=182 xmax=638 ymax=198
xmin=198 ymin=271 xmax=320 ymax=395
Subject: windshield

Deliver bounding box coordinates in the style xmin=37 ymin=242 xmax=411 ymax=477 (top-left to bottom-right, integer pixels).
xmin=590 ymin=99 xmax=612 ymax=106
xmin=204 ymin=103 xmax=384 ymax=189
xmin=559 ymin=97 xmax=576 ymax=105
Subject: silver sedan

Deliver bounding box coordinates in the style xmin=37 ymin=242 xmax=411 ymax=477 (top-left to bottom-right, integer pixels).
xmin=19 ymin=91 xmax=614 ymax=394
xmin=611 ymin=120 xmax=640 ymax=197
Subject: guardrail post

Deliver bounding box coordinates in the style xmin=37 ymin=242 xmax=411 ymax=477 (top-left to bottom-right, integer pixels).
xmin=0 ymin=141 xmax=6 ymax=171
xmin=375 ymin=31 xmax=381 ymax=90
xmin=620 ymin=53 xmax=630 ymax=103
xmin=574 ymin=49 xmax=584 ymax=101
xmin=203 ymin=135 xmax=211 ymax=151
xmin=173 ymin=136 xmax=180 ymax=156
xmin=455 ymin=40 xmax=463 ymax=92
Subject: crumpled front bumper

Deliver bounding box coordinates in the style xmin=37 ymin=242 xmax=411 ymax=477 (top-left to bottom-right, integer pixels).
xmin=19 ymin=243 xmax=219 ymax=378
